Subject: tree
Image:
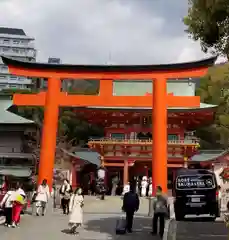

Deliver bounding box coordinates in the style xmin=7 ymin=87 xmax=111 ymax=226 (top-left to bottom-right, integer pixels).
xmin=184 ymin=0 xmax=229 ymax=58
xmin=4 ymin=87 xmax=103 ymax=149
xmin=196 ymin=62 xmax=229 ymax=148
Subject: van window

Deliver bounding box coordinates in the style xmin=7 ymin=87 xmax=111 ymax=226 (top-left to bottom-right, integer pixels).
xmin=176 ymin=174 xmax=215 ymax=190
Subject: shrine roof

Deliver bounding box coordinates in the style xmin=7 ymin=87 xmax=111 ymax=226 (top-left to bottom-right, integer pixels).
xmin=2 ymin=56 xmax=217 ymax=72
xmin=61 ymin=148 xmax=100 ymax=166
xmin=0 ymin=99 xmax=34 ymax=124
xmin=80 ymin=102 xmax=217 ymax=112
xmin=0 ymin=166 xmax=32 ymax=177
xmin=191 ymin=149 xmax=228 ymax=162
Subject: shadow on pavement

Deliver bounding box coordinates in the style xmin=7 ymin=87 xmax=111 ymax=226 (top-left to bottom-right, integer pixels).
xmin=175 ymin=218 xmax=228 ymax=240
xmin=82 ymin=215 xmax=157 ymax=239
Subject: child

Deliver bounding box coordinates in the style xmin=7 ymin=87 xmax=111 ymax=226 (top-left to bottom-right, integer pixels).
xmin=0 ymin=187 xmax=15 ymax=227
xmin=68 ymin=188 xmax=84 ymax=235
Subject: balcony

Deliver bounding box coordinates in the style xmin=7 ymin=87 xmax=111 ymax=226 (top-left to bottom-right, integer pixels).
xmin=0 ymin=49 xmax=36 ymax=59
xmin=0 ymin=41 xmax=35 ymax=49
xmin=88 ymin=137 xmax=200 ymax=147
xmin=0 ymin=75 xmax=32 ymax=85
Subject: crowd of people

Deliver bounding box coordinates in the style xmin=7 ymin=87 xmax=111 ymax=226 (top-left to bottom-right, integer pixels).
xmin=0 ymin=178 xmax=84 ymax=235
xmin=0 ymin=171 xmax=168 ymax=238
xmin=121 ymin=176 xmax=153 ymax=197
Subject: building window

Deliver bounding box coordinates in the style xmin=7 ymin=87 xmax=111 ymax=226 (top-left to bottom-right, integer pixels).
xmin=0 ymin=75 xmax=5 ymax=79
xmin=168 ymin=134 xmax=179 ymax=141
xmin=3 ymin=39 xmax=10 ymax=44
xmin=9 ymin=85 xmax=18 ymax=88
xmin=10 ymin=76 xmax=17 ymax=81
xmin=111 ymin=133 xmax=125 ymax=139
xmin=12 ymin=48 xmax=20 ymax=53
xmin=13 ymin=40 xmax=20 ymax=44
xmin=1 ymin=66 xmax=7 ymax=71
xmin=3 ymin=47 xmax=9 ymax=52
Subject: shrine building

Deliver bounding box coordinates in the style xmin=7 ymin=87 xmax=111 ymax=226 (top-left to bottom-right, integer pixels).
xmin=77 ymin=77 xmax=217 ymax=187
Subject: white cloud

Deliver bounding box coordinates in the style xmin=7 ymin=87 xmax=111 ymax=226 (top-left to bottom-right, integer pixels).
xmin=0 ymin=0 xmax=209 ymax=64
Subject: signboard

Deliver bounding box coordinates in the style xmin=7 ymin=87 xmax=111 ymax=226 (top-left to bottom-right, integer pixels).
xmin=176 ymin=175 xmax=215 ymax=190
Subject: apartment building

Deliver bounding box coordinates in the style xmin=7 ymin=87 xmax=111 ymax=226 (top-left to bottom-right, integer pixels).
xmin=0 ymin=27 xmax=36 ymax=90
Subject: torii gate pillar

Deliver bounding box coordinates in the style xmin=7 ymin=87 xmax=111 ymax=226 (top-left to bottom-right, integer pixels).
xmin=38 ymin=78 xmax=61 ymax=187
xmin=153 ymin=77 xmax=167 ymax=193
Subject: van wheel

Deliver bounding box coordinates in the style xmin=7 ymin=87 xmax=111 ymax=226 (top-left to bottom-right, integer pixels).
xmin=175 ymin=211 xmax=184 ymax=221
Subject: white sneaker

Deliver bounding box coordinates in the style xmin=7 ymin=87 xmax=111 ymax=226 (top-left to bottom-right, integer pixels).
xmin=12 ymin=222 xmax=16 ymax=228
xmin=7 ymin=224 xmax=12 ymax=228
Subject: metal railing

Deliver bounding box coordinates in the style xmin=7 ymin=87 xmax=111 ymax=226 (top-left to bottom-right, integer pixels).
xmin=88 ymin=137 xmax=200 ymax=146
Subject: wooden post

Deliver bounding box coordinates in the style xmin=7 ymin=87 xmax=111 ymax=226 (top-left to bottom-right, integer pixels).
xmin=38 ymin=77 xmax=60 ymax=190
xmin=152 ymin=77 xmax=168 ymax=194
xmin=71 ymin=160 xmax=77 ymax=190
xmin=123 ymin=159 xmax=129 ymax=185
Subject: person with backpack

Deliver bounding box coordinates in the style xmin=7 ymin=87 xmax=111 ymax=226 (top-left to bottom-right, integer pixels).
xmin=122 ymin=183 xmax=140 ymax=233
xmin=152 ymin=186 xmax=169 ymax=238
xmin=0 ymin=186 xmax=15 ymax=227
xmin=59 ymin=179 xmax=72 ymax=214
xmin=12 ymin=183 xmax=26 ymax=228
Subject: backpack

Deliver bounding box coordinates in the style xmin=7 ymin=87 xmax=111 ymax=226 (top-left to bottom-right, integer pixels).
xmin=154 ymin=196 xmax=168 ymax=214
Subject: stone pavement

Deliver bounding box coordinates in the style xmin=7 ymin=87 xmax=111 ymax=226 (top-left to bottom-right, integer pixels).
xmin=173 ymin=218 xmax=228 ymax=240
xmin=0 ymin=196 xmax=161 ymax=240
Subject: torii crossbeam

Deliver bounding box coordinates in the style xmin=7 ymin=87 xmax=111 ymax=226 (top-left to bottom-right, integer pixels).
xmin=2 ymin=56 xmax=216 ymax=193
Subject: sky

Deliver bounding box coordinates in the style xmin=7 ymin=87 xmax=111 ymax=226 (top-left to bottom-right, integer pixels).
xmin=0 ymin=0 xmax=226 ymax=64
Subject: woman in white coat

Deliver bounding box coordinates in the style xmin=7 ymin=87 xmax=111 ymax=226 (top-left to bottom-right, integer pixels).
xmin=141 ymin=176 xmax=148 ymax=197
xmin=68 ymin=187 xmax=84 ymax=235
xmin=35 ymin=179 xmax=50 ymax=216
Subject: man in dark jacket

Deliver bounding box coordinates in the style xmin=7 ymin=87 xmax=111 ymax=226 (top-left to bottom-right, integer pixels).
xmin=122 ymin=184 xmax=140 ymax=233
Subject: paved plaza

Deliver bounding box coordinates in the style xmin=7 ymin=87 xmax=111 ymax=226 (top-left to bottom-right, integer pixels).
xmin=0 ymin=196 xmax=228 ymax=239
xmin=0 ymin=196 xmax=157 ymax=240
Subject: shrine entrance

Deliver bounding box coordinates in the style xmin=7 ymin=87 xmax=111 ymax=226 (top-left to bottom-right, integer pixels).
xmin=2 ymin=56 xmax=216 ymax=193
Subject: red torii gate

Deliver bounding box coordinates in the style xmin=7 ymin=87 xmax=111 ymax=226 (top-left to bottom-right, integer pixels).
xmin=2 ymin=56 xmax=216 ymax=193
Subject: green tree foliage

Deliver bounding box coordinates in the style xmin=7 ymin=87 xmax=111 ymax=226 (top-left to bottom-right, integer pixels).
xmin=196 ymin=62 xmax=229 ymax=148
xmin=2 ymin=86 xmax=103 ymax=148
xmin=184 ymin=0 xmax=229 ymax=58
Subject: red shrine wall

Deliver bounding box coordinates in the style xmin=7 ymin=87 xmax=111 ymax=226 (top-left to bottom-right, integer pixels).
xmin=104 ymin=123 xmax=185 ymax=139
